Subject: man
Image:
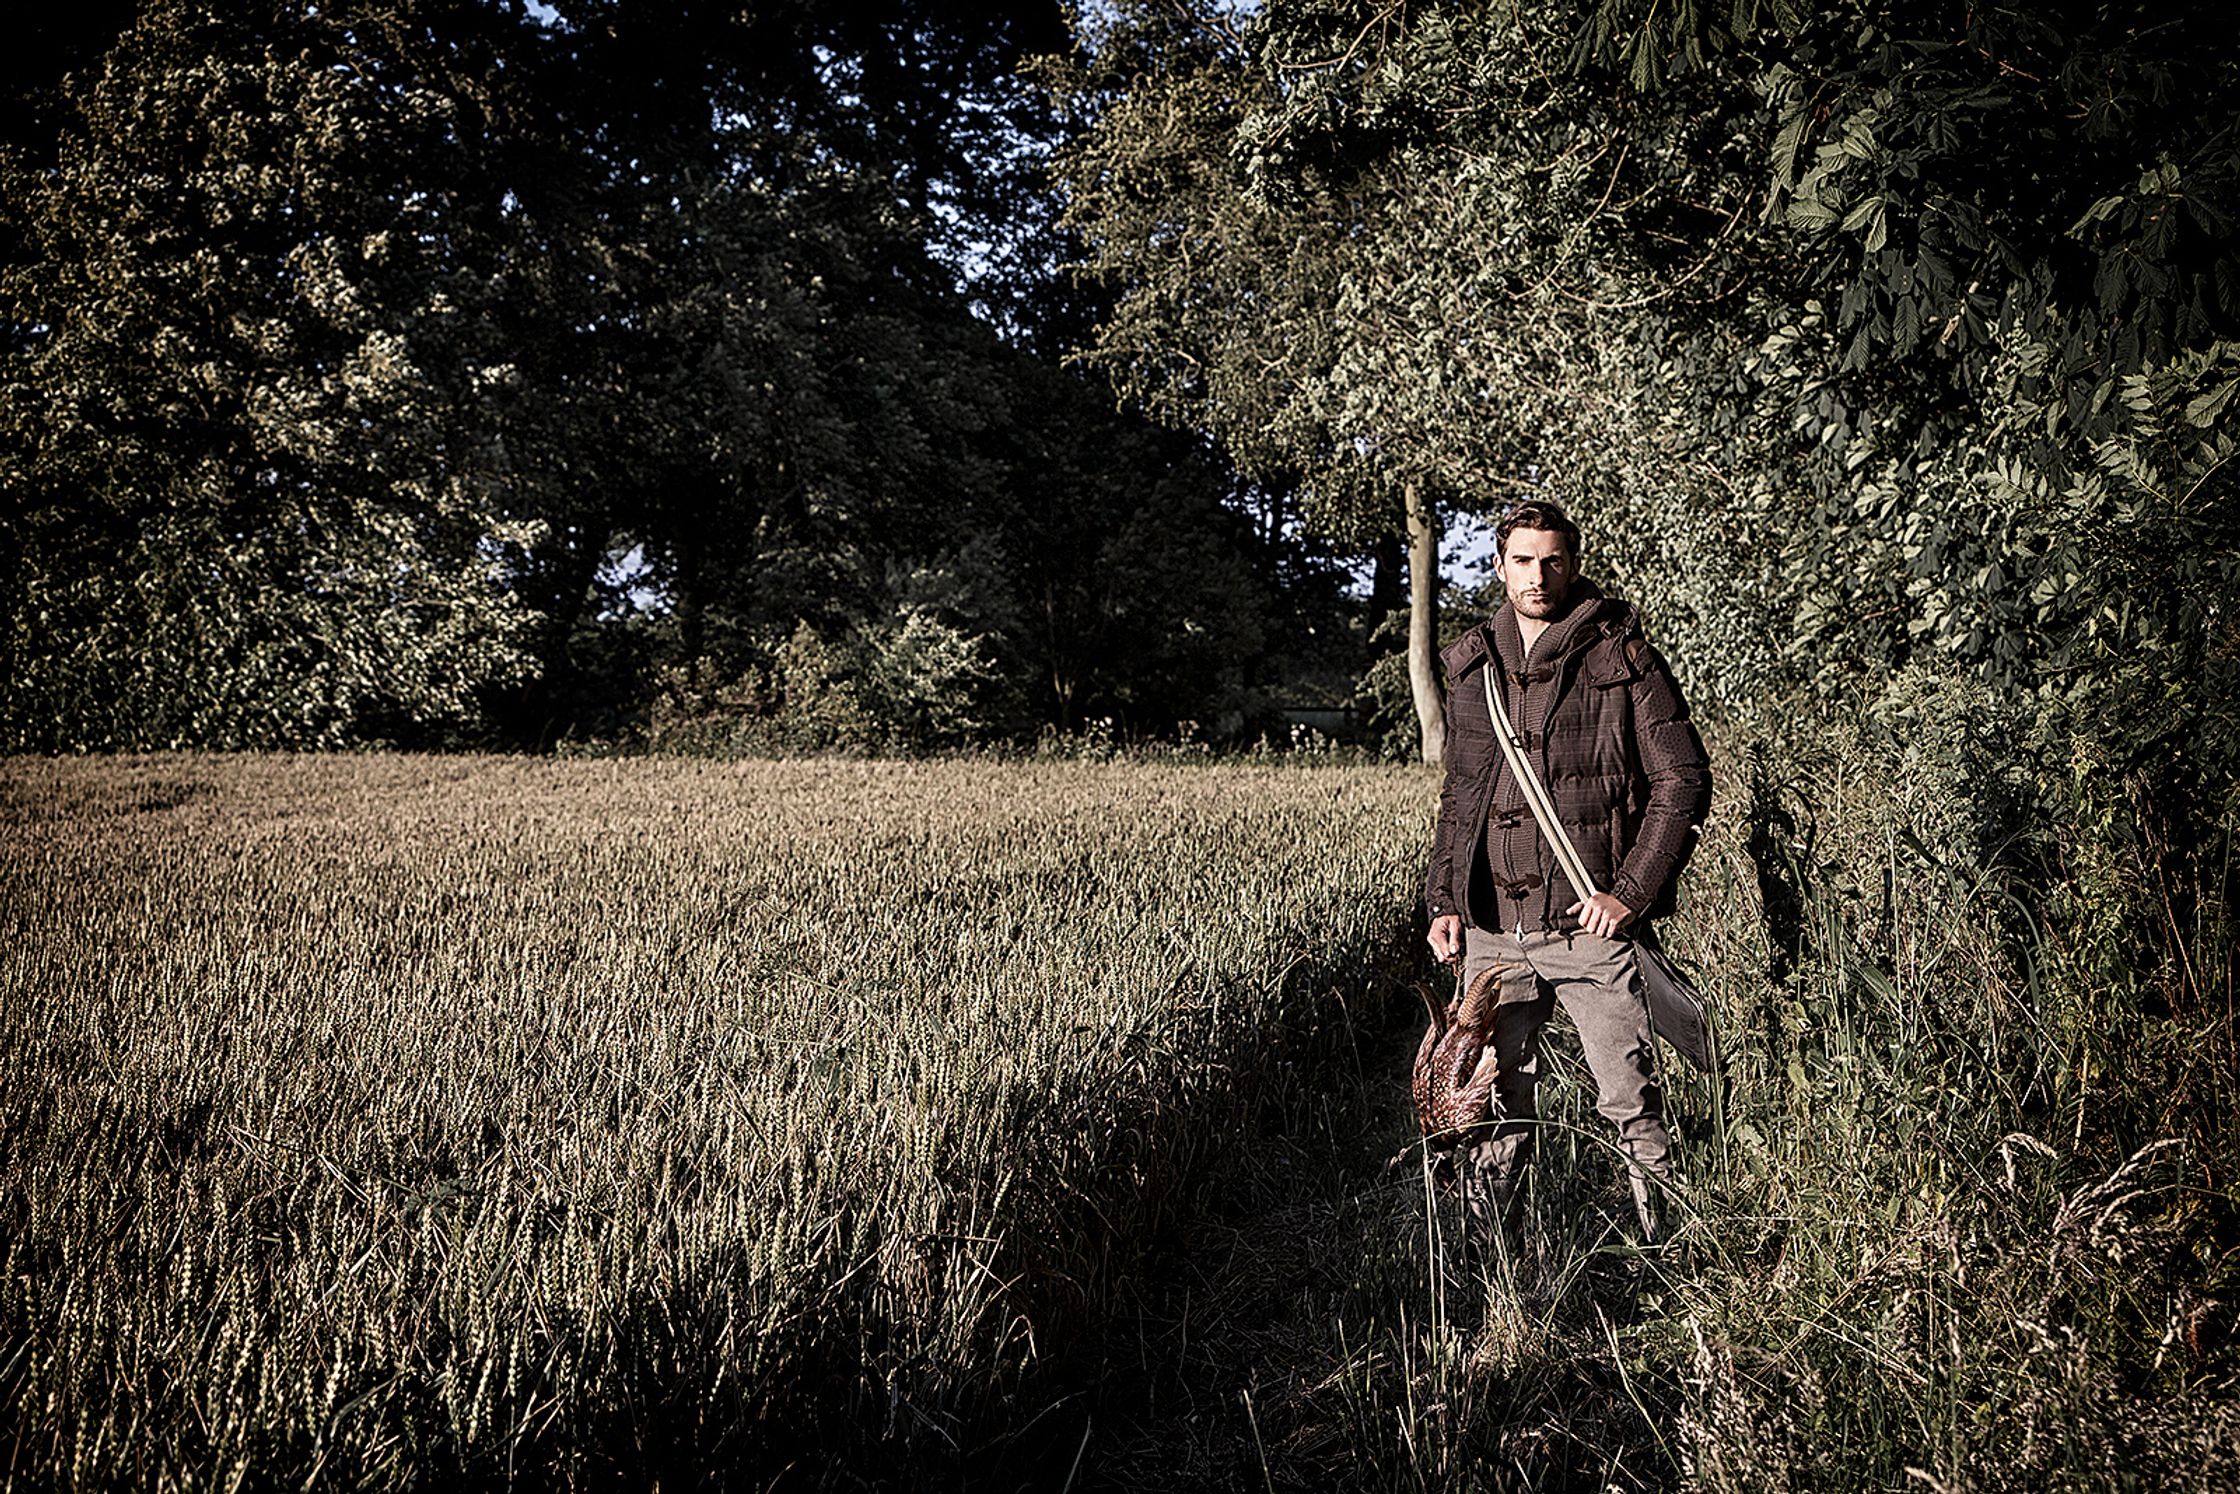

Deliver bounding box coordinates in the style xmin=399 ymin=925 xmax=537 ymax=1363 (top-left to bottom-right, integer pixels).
xmin=1423 ymin=500 xmax=1711 ymax=1245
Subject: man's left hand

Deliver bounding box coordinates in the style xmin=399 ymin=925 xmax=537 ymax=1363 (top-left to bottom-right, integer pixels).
xmin=1567 ymin=891 xmax=1635 ymax=938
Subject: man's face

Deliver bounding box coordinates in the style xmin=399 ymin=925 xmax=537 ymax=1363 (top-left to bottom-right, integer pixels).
xmin=1496 ymin=526 xmax=1576 ymax=620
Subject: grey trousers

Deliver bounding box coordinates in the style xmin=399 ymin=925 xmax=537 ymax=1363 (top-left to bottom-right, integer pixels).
xmin=1458 ymin=924 xmax=1670 ymax=1240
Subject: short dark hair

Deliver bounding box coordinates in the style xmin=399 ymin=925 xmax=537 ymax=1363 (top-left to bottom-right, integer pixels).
xmin=1496 ymin=500 xmax=1581 ymax=560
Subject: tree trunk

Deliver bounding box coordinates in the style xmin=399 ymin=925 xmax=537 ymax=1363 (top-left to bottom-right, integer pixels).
xmin=1404 ymin=481 xmax=1446 ymax=765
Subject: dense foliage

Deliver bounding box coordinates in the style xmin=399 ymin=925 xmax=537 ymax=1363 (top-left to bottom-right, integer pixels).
xmin=1051 ymin=0 xmax=2238 ymax=807
xmin=0 ymin=0 xmax=1363 ymax=751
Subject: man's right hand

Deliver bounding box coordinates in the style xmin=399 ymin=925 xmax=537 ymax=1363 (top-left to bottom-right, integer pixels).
xmin=1427 ymin=914 xmax=1463 ymax=965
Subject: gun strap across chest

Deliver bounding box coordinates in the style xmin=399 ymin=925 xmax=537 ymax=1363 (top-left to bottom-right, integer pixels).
xmin=1480 ymin=643 xmax=1717 ymax=1070
xmin=1482 ymin=661 xmax=1596 ymax=905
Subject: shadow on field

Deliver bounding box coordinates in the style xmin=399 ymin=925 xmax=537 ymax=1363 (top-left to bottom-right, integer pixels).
xmin=1001 ymin=964 xmax=1685 ymax=1494
xmin=670 ymin=939 xmax=1487 ymax=1492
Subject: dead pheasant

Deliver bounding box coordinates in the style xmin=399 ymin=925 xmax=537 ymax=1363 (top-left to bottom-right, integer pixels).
xmin=1411 ymin=964 xmax=1505 ymax=1148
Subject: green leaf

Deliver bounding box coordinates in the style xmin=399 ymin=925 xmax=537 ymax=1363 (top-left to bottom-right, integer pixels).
xmin=1771 ymin=108 xmax=1811 ymax=190
xmin=1787 ymin=197 xmax=1838 ymax=230
xmin=2067 ymin=194 xmax=2127 ymax=235
xmin=2184 ymin=377 xmax=2238 ymax=428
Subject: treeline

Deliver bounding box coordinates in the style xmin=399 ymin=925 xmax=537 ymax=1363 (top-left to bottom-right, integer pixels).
xmin=6 ymin=0 xmax=2235 ymax=797
xmin=0 ymin=1 xmax=1369 ymax=753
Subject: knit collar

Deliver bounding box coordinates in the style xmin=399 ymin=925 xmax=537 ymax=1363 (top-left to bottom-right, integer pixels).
xmin=1490 ymin=578 xmax=1613 ymax=674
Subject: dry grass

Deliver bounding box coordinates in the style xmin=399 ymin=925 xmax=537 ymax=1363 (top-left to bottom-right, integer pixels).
xmin=6 ymin=746 xmax=2235 ymax=1492
xmin=0 ymin=755 xmax=1431 ymax=1488
xmin=1052 ymin=729 xmax=2240 ymax=1494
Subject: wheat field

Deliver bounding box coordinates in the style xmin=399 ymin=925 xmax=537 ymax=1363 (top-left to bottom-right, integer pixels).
xmin=1 ymin=755 xmax=1438 ymax=1487
xmin=5 ymin=750 xmax=2234 ymax=1492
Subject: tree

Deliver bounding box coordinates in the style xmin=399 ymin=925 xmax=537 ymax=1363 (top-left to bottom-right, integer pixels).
xmin=2 ymin=0 xmax=1360 ymax=752
xmin=1050 ymin=0 xmax=2239 ymax=805
xmin=586 ymin=0 xmax=1323 ymax=751
xmin=1042 ymin=1 xmax=1776 ymax=758
xmin=0 ymin=1 xmax=545 ymax=748
xmin=1736 ymin=0 xmax=2240 ymax=798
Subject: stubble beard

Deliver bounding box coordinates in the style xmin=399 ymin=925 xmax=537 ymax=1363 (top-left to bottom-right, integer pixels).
xmin=1513 ymin=588 xmax=1571 ymax=621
